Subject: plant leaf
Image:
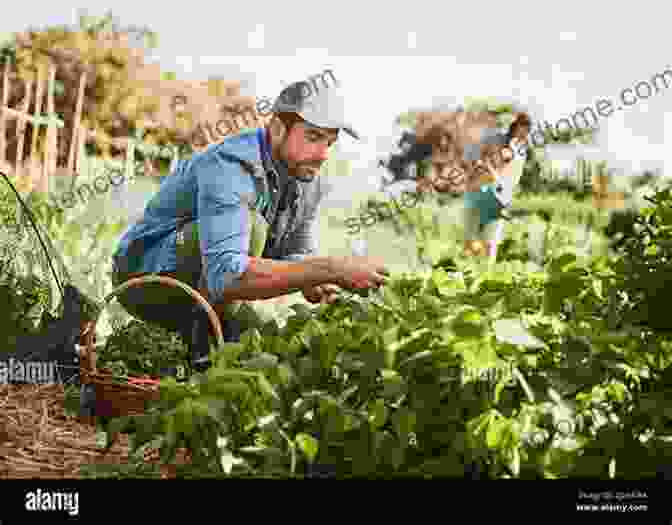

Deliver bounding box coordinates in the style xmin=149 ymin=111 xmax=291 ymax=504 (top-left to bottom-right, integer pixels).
xmin=493 ymin=318 xmax=547 ymax=349
xmin=369 ymin=398 xmax=389 ymax=429
xmin=296 ymin=433 xmax=319 ymax=463
xmin=256 ymin=373 xmax=280 ymax=401
xmin=220 ymin=450 xmax=244 ymax=475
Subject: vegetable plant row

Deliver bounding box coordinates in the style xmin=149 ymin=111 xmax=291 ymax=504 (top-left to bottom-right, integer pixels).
xmin=106 ymin=186 xmax=672 ymax=478
xmin=4 ymin=171 xmax=672 ymax=478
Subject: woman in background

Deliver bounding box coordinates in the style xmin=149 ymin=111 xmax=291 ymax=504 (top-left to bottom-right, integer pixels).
xmin=413 ymin=106 xmax=531 ymax=263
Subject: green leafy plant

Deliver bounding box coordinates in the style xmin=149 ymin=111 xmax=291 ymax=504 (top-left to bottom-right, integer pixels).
xmin=75 ymin=167 xmax=672 ymax=480
xmin=0 ymin=182 xmax=67 ymax=351
xmin=612 ymin=185 xmax=672 ymax=332
xmin=98 ymin=319 xmax=190 ymax=378
xmin=115 ymin=235 xmax=672 ymax=477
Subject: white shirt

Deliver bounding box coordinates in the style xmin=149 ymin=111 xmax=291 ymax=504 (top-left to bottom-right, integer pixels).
xmin=494 ymin=139 xmax=528 ymax=207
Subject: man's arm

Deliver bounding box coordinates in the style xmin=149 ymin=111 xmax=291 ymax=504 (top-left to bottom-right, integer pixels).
xmin=216 ymin=256 xmax=337 ymax=302
xmin=196 ymin=153 xmax=339 ymax=304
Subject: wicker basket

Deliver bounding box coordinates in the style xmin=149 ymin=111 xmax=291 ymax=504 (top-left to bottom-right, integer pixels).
xmin=78 ymin=274 xmax=225 ymax=422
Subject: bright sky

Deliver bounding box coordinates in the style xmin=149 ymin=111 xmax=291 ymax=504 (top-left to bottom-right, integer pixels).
xmin=3 ymin=1 xmax=672 ymax=206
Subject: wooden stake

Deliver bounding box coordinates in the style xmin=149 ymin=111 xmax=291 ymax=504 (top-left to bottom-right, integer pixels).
xmin=15 ymin=79 xmax=32 ymax=177
xmin=67 ymin=72 xmax=86 ymax=176
xmin=0 ymin=59 xmax=10 ymax=168
xmin=126 ymin=138 xmax=135 ymax=182
xmin=30 ymin=65 xmax=44 ymax=170
xmin=41 ymin=64 xmax=56 ymax=193
xmin=75 ymin=124 xmax=88 ymax=188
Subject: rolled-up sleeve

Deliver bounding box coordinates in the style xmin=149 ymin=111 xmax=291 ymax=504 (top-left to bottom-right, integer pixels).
xmin=196 ymin=154 xmax=256 ymax=302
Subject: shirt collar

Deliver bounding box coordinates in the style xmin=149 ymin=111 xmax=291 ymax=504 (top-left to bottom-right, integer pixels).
xmin=259 ymin=128 xmax=300 ymax=211
xmin=258 ymin=128 xmax=290 ymax=190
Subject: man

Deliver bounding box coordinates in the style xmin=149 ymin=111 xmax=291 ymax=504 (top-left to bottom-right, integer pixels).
xmin=111 ymin=80 xmax=389 ymax=372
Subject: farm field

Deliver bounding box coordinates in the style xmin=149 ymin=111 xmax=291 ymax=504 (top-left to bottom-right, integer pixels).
xmin=2 ymin=152 xmax=672 ymax=480
xmin=0 ymin=13 xmax=670 ymax=480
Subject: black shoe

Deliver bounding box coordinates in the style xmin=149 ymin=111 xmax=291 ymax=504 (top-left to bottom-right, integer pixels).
xmin=192 ymin=359 xmax=211 ymax=373
xmin=79 ymin=383 xmax=97 ymax=417
xmin=157 ymin=366 xmax=189 ymax=381
xmin=187 ymin=305 xmax=213 ymax=373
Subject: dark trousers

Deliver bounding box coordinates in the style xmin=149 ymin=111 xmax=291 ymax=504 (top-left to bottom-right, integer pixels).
xmin=110 ymin=268 xmax=242 ymax=345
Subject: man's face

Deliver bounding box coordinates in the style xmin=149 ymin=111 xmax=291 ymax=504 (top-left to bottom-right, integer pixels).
xmin=278 ymin=121 xmax=339 ymax=182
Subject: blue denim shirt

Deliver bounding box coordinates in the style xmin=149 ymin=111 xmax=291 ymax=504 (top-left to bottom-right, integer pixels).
xmin=112 ymin=128 xmax=330 ymax=302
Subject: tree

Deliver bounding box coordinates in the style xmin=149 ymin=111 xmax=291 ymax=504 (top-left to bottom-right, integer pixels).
xmin=0 ymin=12 xmax=258 ymax=175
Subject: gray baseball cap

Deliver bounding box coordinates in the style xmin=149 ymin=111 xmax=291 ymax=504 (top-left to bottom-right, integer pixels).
xmin=272 ymin=81 xmax=360 ymax=140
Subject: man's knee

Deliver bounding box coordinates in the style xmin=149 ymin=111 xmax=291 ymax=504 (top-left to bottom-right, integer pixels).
xmin=112 ymin=271 xmax=194 ymax=332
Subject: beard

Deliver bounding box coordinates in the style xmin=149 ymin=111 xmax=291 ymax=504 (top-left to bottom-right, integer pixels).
xmin=290 ymin=162 xmax=322 ymax=183
xmin=275 ymin=138 xmax=323 ymax=182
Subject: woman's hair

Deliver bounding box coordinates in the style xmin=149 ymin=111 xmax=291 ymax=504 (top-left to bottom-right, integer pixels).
xmin=414 ymin=107 xmax=531 ymax=190
xmin=507 ymin=112 xmax=532 ymax=142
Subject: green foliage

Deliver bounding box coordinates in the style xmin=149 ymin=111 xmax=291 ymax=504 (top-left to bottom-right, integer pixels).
xmin=0 ymin=269 xmax=55 ymax=351
xmin=105 ymin=234 xmax=672 ymax=477
xmin=98 ymin=319 xmax=190 ymax=378
xmin=0 ymin=166 xmax=125 ymax=350
xmin=612 ymin=185 xmax=672 ymax=332
xmin=3 ymin=12 xmax=169 ymax=167
xmin=62 ymin=156 xmax=672 ymax=479
xmin=0 ymin=180 xmax=67 ymax=351
xmin=394 ymin=111 xmax=419 ymax=129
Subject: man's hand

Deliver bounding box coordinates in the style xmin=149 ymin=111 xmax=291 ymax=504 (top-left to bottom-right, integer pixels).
xmin=302 ymin=283 xmax=341 ymax=304
xmin=329 ymin=256 xmax=390 ymax=291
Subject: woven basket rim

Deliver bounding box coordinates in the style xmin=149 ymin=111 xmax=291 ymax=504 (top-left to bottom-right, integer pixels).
xmin=78 ymin=275 xmax=219 ymax=419
xmin=82 ymin=371 xmax=161 ymax=393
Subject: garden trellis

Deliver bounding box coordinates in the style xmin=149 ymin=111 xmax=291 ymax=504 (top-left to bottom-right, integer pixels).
xmin=0 ymin=58 xmax=182 ymax=196
xmin=0 ymin=60 xmax=67 ymax=194
xmin=0 ymin=58 xmax=179 ymax=335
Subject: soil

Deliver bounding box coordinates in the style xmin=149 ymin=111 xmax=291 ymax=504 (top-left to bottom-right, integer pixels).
xmin=0 ymin=384 xmax=190 ymax=479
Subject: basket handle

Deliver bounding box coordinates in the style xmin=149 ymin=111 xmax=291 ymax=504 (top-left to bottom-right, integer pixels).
xmin=104 ymin=274 xmax=225 ymax=346
xmin=79 ymin=274 xmax=226 ymax=380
